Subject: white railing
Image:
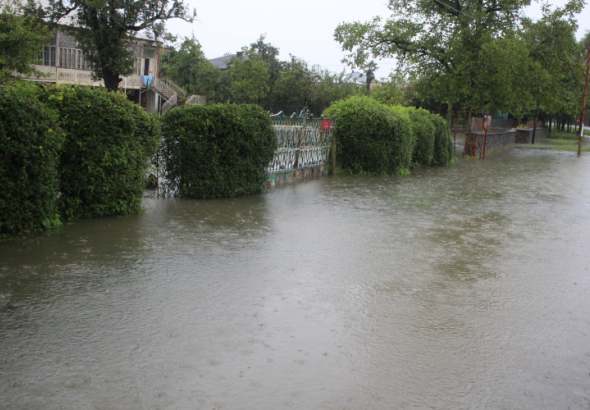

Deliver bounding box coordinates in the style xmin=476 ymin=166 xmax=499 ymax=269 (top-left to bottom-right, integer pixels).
xmin=151 ymin=77 xmax=176 ymax=100
xmin=159 ymin=77 xmax=187 ymax=99
xmin=25 ymin=65 xmax=144 ymax=89
xmin=161 ymin=94 xmax=177 ymax=114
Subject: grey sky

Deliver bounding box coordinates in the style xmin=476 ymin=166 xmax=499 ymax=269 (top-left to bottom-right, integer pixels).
xmin=168 ymin=0 xmax=590 ymax=80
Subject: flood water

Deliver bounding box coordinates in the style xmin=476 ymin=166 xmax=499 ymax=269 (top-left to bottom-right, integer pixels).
xmin=1 ymin=149 xmax=590 ymax=410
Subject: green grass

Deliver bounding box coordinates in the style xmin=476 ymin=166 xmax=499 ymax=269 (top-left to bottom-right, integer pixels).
xmin=546 ymin=130 xmax=579 ymax=140
xmin=551 ymin=146 xmax=590 ymax=152
xmin=541 ymin=138 xmax=578 ymax=144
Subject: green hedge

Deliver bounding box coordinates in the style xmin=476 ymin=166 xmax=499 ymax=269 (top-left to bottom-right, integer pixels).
xmin=431 ymin=114 xmax=453 ymax=166
xmin=161 ymin=104 xmax=277 ymax=198
xmin=409 ymin=107 xmax=435 ymax=167
xmin=324 ymin=96 xmax=414 ymax=174
xmin=0 ymin=83 xmax=65 ymax=235
xmin=387 ymin=105 xmax=414 ymax=172
xmin=44 ymin=86 xmax=160 ymax=219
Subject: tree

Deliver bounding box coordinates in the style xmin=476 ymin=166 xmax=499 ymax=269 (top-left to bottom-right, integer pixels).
xmin=364 ymin=60 xmax=377 ymax=92
xmin=521 ymin=2 xmax=585 ymax=139
xmin=334 ymin=0 xmax=532 ymax=114
xmin=227 ymin=49 xmax=269 ymax=103
xmin=371 ymin=74 xmax=417 ymax=106
xmin=161 ymin=35 xmax=222 ymax=102
xmin=249 ymin=34 xmax=281 ymax=111
xmin=46 ymin=0 xmax=195 ymax=91
xmin=272 ymin=56 xmax=315 ymax=114
xmin=0 ymin=0 xmax=54 ymax=83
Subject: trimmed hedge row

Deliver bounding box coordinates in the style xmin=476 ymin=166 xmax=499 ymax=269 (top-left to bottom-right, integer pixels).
xmin=409 ymin=107 xmax=436 ymax=167
xmin=324 ymin=96 xmax=453 ymax=175
xmin=161 ymin=104 xmax=277 ymax=199
xmin=44 ymin=87 xmax=160 ymax=219
xmin=323 ymin=96 xmax=413 ymax=175
xmin=0 ymin=83 xmax=65 ymax=235
xmin=0 ymin=83 xmax=159 ymax=235
xmin=432 ymin=114 xmax=454 ymax=166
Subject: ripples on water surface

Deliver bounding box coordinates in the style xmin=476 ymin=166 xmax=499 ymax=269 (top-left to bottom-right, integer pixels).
xmin=1 ymin=149 xmax=590 ymax=409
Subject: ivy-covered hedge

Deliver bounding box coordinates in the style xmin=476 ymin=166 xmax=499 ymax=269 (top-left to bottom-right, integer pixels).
xmin=324 ymin=96 xmax=414 ymax=175
xmin=409 ymin=107 xmax=436 ymax=167
xmin=42 ymin=86 xmax=160 ymax=219
xmin=0 ymin=83 xmax=65 ymax=235
xmin=431 ymin=114 xmax=453 ymax=166
xmin=161 ymin=104 xmax=277 ymax=198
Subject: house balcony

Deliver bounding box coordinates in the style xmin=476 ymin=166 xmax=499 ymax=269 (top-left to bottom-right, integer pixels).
xmin=25 ymin=65 xmax=144 ymax=90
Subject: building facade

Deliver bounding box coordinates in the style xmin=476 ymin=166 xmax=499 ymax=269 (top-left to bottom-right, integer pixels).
xmin=26 ymin=30 xmax=204 ymax=114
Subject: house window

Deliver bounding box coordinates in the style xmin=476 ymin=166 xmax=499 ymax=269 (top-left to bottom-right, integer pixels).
xmin=144 ymin=58 xmax=149 ymax=76
xmin=43 ymin=47 xmax=49 ymax=66
xmin=77 ymin=50 xmax=81 ymax=69
xmin=50 ymin=47 xmax=56 ymax=66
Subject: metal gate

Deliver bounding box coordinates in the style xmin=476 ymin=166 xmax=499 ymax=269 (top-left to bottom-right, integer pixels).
xmin=267 ymin=117 xmax=336 ymax=186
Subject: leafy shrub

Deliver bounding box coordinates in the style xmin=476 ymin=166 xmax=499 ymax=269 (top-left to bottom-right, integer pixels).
xmin=387 ymin=105 xmax=414 ymax=173
xmin=0 ymin=82 xmax=64 ymax=235
xmin=324 ymin=96 xmax=414 ymax=174
xmin=431 ymin=114 xmax=453 ymax=166
xmin=408 ymin=107 xmax=435 ymax=167
xmin=44 ymin=86 xmax=160 ymax=219
xmin=161 ymin=104 xmax=277 ymax=198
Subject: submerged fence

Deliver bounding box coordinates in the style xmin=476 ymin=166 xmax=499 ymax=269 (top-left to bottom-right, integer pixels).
xmin=267 ymin=118 xmax=336 ymax=186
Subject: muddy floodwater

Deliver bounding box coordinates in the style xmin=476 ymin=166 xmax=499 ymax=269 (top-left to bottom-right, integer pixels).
xmin=1 ymin=149 xmax=590 ymax=410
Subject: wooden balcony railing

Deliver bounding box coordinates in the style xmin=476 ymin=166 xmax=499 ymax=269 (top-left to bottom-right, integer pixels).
xmin=25 ymin=65 xmax=144 ymax=89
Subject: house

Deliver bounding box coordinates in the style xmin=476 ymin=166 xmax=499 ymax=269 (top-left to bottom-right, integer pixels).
xmin=209 ymin=51 xmax=248 ymax=69
xmin=25 ymin=29 xmax=205 ymax=114
xmin=341 ymin=71 xmax=367 ymax=84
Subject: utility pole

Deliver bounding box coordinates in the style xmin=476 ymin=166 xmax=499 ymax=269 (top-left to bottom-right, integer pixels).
xmin=578 ymin=38 xmax=590 ymax=157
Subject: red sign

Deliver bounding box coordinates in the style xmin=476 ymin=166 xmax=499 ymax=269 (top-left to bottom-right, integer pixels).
xmin=321 ymin=119 xmax=331 ymax=130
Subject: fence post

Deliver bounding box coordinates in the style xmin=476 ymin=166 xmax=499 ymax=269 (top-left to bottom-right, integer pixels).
xmin=329 ymin=119 xmax=337 ymax=176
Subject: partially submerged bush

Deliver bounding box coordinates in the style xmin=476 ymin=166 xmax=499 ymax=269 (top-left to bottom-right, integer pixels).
xmin=431 ymin=114 xmax=453 ymax=166
xmin=161 ymin=104 xmax=277 ymax=198
xmin=408 ymin=107 xmax=435 ymax=167
xmin=0 ymin=83 xmax=64 ymax=235
xmin=387 ymin=105 xmax=414 ymax=173
xmin=44 ymin=86 xmax=160 ymax=219
xmin=324 ymin=96 xmax=414 ymax=175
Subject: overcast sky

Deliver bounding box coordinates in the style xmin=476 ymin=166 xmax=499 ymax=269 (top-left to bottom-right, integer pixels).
xmin=166 ymin=0 xmax=590 ymax=80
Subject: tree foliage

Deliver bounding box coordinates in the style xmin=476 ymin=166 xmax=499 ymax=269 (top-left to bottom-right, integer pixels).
xmin=335 ymin=0 xmax=587 ymax=122
xmin=227 ymin=50 xmax=270 ymax=103
xmin=161 ymin=35 xmax=223 ymax=102
xmin=46 ymin=0 xmax=195 ymax=91
xmin=0 ymin=0 xmax=54 ymax=83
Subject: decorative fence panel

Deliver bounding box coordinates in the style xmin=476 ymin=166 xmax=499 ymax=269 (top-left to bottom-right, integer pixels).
xmin=267 ymin=118 xmax=335 ymax=186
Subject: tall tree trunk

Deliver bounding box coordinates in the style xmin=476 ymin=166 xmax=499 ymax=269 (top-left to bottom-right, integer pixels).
xmin=549 ymin=117 xmax=552 ymax=134
xmin=532 ymin=101 xmax=539 ymax=144
xmin=103 ymin=69 xmax=122 ymax=92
